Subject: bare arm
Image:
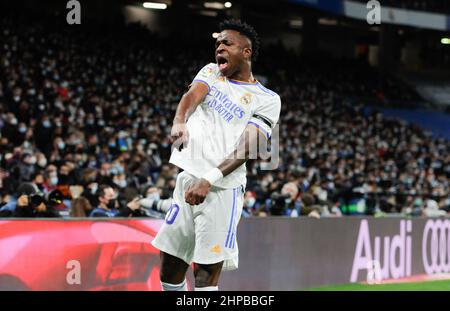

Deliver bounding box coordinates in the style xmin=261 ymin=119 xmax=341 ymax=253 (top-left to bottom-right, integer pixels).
xmin=218 ymin=124 xmax=266 ymax=176
xmin=173 ymin=82 xmax=209 ymax=123
xmin=171 ymin=82 xmax=209 ymax=149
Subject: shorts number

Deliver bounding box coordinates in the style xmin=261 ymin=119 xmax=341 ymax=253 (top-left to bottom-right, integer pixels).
xmin=165 ymin=203 xmax=180 ymax=225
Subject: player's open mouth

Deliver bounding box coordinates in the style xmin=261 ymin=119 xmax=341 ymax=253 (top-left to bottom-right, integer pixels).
xmin=217 ymin=56 xmax=229 ymax=71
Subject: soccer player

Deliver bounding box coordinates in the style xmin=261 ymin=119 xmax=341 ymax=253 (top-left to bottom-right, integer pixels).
xmin=151 ymin=20 xmax=281 ymax=291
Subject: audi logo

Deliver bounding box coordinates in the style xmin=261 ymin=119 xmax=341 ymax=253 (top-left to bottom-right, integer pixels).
xmin=422 ymin=219 xmax=450 ymax=274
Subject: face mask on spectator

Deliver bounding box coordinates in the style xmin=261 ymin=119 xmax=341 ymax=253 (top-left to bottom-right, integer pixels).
xmin=246 ymin=197 xmax=256 ymax=208
xmin=26 ymin=156 xmax=37 ymax=165
xmin=115 ymin=164 xmax=125 ymax=174
xmin=90 ymin=183 xmax=98 ymax=194
xmin=38 ymin=158 xmax=47 ymax=168
xmin=18 ymin=126 xmax=27 ymax=133
xmin=318 ymin=190 xmax=327 ymax=201
xmin=43 ymin=120 xmax=51 ymax=128
xmin=107 ymin=199 xmax=116 ymax=209
xmin=109 ymin=166 xmax=119 ymax=175
xmin=10 ymin=118 xmax=18 ymax=125
xmin=115 ymin=179 xmax=127 ymax=188
xmin=58 ymin=141 xmax=65 ymax=150
xmin=50 ymin=176 xmax=58 ymax=186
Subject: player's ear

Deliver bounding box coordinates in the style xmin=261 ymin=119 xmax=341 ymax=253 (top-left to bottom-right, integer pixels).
xmin=243 ymin=47 xmax=252 ymax=60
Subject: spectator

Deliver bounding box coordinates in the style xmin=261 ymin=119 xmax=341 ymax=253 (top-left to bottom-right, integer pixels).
xmin=0 ymin=10 xmax=447 ymax=218
xmin=0 ymin=182 xmax=60 ymax=217
xmin=89 ymin=184 xmax=139 ymax=217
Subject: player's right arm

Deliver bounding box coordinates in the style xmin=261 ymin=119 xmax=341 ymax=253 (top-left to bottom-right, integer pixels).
xmin=171 ymin=63 xmax=218 ymax=150
xmin=171 ymin=81 xmax=209 ymax=150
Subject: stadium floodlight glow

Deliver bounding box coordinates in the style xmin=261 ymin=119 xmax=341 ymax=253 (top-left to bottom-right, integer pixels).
xmin=441 ymin=38 xmax=450 ymax=45
xmin=143 ymin=2 xmax=167 ymax=10
xmin=224 ymin=2 xmax=232 ymax=8
xmin=204 ymin=2 xmax=225 ymax=10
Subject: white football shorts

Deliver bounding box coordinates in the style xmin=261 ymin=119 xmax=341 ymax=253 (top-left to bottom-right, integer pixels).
xmin=151 ymin=171 xmax=244 ymax=271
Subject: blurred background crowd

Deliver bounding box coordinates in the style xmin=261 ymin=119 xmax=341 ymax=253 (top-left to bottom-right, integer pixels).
xmin=0 ymin=7 xmax=448 ymax=219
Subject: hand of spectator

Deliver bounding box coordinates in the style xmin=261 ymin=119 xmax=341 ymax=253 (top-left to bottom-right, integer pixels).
xmin=35 ymin=203 xmax=47 ymax=213
xmin=17 ymin=195 xmax=29 ymax=208
xmin=170 ymin=123 xmax=189 ymax=151
xmin=127 ymin=197 xmax=141 ymax=211
xmin=308 ymin=210 xmax=321 ymax=219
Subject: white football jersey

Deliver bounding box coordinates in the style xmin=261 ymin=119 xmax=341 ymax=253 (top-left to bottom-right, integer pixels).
xmin=169 ymin=63 xmax=281 ymax=189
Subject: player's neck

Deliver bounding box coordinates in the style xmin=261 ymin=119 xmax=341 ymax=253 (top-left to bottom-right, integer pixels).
xmin=229 ymin=67 xmax=255 ymax=83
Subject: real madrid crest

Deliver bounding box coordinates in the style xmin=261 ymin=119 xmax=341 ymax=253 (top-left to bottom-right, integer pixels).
xmin=240 ymin=93 xmax=252 ymax=105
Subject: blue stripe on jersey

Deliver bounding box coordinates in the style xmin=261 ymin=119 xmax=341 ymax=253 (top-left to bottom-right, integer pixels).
xmin=228 ymin=79 xmax=258 ymax=86
xmin=192 ymin=79 xmax=211 ymax=92
xmin=256 ymin=83 xmax=276 ymax=96
xmin=225 ymin=188 xmax=237 ymax=248
xmin=248 ymin=121 xmax=270 ymax=139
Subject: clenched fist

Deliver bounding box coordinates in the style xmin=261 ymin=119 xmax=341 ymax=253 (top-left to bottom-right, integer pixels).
xmin=184 ymin=179 xmax=211 ymax=205
xmin=171 ymin=122 xmax=189 ymax=151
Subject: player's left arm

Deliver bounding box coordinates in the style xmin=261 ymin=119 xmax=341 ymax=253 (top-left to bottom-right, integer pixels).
xmin=184 ymin=125 xmax=266 ymax=205
xmin=185 ymin=95 xmax=281 ymax=206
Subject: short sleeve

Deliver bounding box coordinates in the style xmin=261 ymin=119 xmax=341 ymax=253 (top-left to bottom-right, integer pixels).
xmin=248 ymin=95 xmax=281 ymax=139
xmin=191 ymin=63 xmax=219 ymax=92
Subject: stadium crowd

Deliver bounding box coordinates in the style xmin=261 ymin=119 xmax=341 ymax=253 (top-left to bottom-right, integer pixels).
xmin=0 ymin=13 xmax=449 ymax=218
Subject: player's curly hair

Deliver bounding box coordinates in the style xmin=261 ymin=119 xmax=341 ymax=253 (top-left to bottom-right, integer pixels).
xmin=219 ymin=19 xmax=260 ymax=62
